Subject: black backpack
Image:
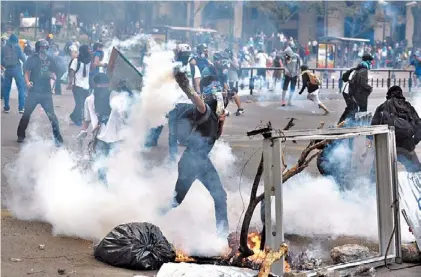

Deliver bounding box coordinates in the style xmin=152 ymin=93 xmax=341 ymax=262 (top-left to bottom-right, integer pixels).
xmin=380 ymin=99 xmax=416 ymax=142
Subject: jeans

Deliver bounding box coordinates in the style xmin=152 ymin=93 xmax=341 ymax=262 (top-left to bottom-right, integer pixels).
xmin=338 ymin=93 xmax=358 ymax=124
xmin=95 ymin=139 xmax=116 ymax=185
xmin=172 ymin=149 xmax=228 ymax=236
xmin=54 ymin=79 xmax=62 ymax=95
xmin=3 ymin=65 xmax=26 ymax=110
xmin=69 ymin=86 xmax=89 ymax=125
xmin=145 ymin=126 xmax=164 ymax=147
xmin=17 ymin=93 xmax=63 ymax=143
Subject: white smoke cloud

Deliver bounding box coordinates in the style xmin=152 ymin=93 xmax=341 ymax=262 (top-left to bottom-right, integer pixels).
xmin=4 ymin=36 xmax=255 ymax=257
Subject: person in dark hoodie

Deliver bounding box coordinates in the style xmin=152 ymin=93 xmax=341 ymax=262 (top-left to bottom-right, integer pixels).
xmin=371 ymin=85 xmax=421 ymax=172
xmin=1 ymin=34 xmax=26 ymax=113
xmin=338 ymin=53 xmax=373 ymax=124
xmin=67 ymin=44 xmax=92 ymax=126
xmin=298 ymin=65 xmax=330 ymax=115
xmin=160 ymin=68 xmax=229 ymax=238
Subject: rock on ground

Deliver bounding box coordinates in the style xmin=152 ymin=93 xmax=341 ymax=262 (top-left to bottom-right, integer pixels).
xmin=402 ymin=243 xmax=421 ymax=263
xmin=330 ymin=244 xmax=370 ymax=264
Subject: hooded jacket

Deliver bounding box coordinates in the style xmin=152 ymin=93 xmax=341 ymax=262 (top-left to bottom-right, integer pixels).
xmin=348 ymin=63 xmax=372 ymax=98
xmin=371 ymin=86 xmax=421 ymax=151
xmin=282 ymin=47 xmax=301 ymax=77
xmin=1 ymin=34 xmax=26 ymax=67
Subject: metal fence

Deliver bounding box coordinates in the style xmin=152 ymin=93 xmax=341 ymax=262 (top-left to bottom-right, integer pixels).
xmin=239 ymin=67 xmax=415 ymax=95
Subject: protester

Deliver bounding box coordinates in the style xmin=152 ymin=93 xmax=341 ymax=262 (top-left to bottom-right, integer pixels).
xmin=77 ymin=73 xmax=132 ymax=185
xmin=90 ymin=42 xmax=107 ymax=88
xmin=408 ymin=51 xmax=421 ymax=88
xmin=161 ymin=69 xmax=229 ymax=238
xmin=17 ymin=39 xmax=63 ymax=145
xmin=281 ymin=46 xmax=301 ymax=106
xmin=338 ymin=53 xmax=373 ymax=124
xmin=371 ymin=85 xmax=421 ymax=172
xmin=1 ymin=33 xmax=26 ymax=113
xmin=67 ymin=45 xmax=91 ymax=126
xmin=145 ymin=43 xmax=202 ymax=149
xmin=191 ymin=43 xmax=210 ymax=73
xmin=298 ymin=65 xmax=329 ymax=115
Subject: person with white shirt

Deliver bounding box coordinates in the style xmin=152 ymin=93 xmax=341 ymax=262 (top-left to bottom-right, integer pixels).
xmin=77 ymin=73 xmax=131 ymax=185
xmin=67 ymin=44 xmax=91 ymax=126
xmin=255 ymin=50 xmax=268 ymax=90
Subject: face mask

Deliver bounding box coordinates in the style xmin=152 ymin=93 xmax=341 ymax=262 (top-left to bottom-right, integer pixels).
xmin=39 ymin=48 xmax=48 ymax=55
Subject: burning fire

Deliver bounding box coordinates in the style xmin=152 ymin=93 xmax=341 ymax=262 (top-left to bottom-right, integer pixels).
xmin=175 ymin=232 xmax=290 ymax=272
xmin=246 ymin=232 xmax=291 ymax=273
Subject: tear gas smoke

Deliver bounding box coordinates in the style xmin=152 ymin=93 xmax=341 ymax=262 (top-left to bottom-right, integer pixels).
xmin=4 ymin=35 xmax=415 ymax=259
xmin=4 ymin=37 xmax=256 ymax=257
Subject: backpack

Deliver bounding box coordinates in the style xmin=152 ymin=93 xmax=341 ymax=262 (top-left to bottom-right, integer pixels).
xmin=2 ymin=44 xmax=19 ymax=67
xmin=307 ymin=71 xmax=321 ymax=85
xmin=380 ymin=99 xmax=416 ymax=143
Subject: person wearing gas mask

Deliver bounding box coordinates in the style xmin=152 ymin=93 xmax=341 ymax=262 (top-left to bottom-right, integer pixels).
xmin=191 ymin=43 xmax=210 ymax=73
xmin=281 ymin=46 xmax=301 ymax=106
xmin=17 ymin=39 xmax=63 ymax=145
xmin=160 ymin=68 xmax=229 ymax=238
xmin=208 ymin=52 xmax=244 ymax=116
xmin=67 ymin=45 xmax=92 ymax=126
xmin=144 ymin=44 xmax=202 ymax=151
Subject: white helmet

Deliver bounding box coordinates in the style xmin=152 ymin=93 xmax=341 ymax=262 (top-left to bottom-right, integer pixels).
xmin=178 ymin=44 xmax=191 ymax=53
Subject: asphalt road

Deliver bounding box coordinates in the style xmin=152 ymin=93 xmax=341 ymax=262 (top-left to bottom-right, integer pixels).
xmin=1 ymin=85 xmax=421 ymax=276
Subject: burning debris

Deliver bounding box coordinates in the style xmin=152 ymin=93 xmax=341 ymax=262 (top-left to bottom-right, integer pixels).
xmin=174 ymin=231 xmax=291 ymax=276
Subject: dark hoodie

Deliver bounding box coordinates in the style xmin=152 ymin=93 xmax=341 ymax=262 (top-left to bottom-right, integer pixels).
xmin=371 ymin=86 xmax=421 ymax=151
xmin=1 ymin=34 xmax=26 ymax=67
xmin=348 ymin=63 xmax=372 ymax=98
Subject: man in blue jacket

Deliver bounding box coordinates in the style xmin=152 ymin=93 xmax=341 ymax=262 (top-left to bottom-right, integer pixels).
xmin=1 ymin=34 xmax=26 ymax=113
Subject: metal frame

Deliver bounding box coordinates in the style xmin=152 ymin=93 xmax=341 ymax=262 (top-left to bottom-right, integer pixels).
xmin=262 ymin=126 xmax=401 ymax=276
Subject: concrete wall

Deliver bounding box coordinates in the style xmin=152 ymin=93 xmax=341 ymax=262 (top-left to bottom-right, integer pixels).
xmin=326 ymin=1 xmax=344 ymax=37
xmin=298 ymin=10 xmax=317 ymax=44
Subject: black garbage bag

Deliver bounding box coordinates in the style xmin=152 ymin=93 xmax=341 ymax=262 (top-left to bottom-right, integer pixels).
xmin=94 ymin=222 xmax=176 ymax=270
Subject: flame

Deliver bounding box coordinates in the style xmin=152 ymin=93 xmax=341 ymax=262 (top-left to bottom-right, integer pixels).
xmin=247 ymin=232 xmax=291 ymax=273
xmin=174 ymin=232 xmax=290 ymax=272
xmin=175 ymin=249 xmax=196 ymax=262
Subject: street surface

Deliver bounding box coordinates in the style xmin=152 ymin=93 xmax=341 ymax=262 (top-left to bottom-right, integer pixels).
xmin=1 ymin=85 xmax=421 ymax=276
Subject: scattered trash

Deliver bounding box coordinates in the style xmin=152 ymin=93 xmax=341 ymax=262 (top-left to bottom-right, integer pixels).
xmin=94 ymin=222 xmax=176 ymax=270
xmin=157 ymin=263 xmax=258 ymax=277
xmin=38 ymin=244 xmax=45 ymax=250
xmin=57 ymin=268 xmax=66 ymax=275
xmin=10 ymin=258 xmax=22 ymax=262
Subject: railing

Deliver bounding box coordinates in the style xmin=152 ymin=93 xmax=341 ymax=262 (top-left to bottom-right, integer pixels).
xmin=238 ymin=67 xmax=415 ymax=95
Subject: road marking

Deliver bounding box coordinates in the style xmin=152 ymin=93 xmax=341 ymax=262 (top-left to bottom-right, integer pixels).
xmin=1 ymin=209 xmax=12 ymax=218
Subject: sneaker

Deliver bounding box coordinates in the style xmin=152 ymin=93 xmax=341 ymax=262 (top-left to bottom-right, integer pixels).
xmin=287 ymin=101 xmax=293 ymax=106
xmin=235 ymin=108 xmax=244 ymax=116
xmin=19 ymin=109 xmax=24 ymax=114
xmin=323 ymin=110 xmax=330 ymax=116
xmin=17 ymin=137 xmax=25 ymax=143
xmin=281 ymin=100 xmax=286 ymax=107
xmin=3 ymin=108 xmax=10 ymax=113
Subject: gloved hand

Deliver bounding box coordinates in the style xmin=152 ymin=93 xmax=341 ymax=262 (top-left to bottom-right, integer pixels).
xmin=76 ymin=130 xmax=88 ymax=140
